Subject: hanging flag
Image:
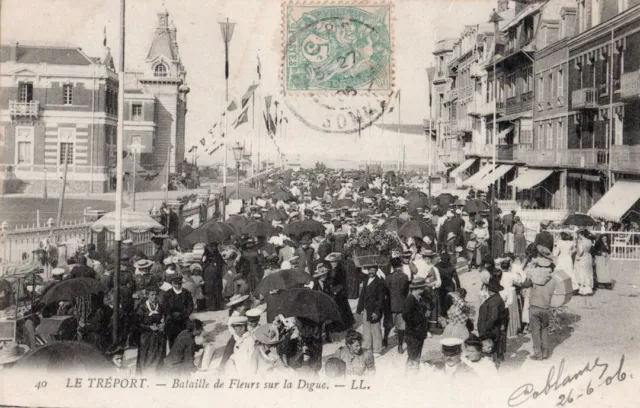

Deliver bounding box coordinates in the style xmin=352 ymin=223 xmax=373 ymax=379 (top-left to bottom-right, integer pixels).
xmin=233 ymin=107 xmax=249 ymax=128
xmin=268 ymin=113 xmax=277 ymax=136
xmin=199 ymin=138 xmax=206 ymax=146
xmin=241 ymin=84 xmax=259 ymax=108
xmin=279 ymin=110 xmax=283 ymax=125
xmin=209 ymin=144 xmax=223 ymax=155
xmin=205 ymin=147 xmax=209 ymax=152
xmin=263 ymin=112 xmax=272 ymax=135
xmin=188 ymin=146 xmax=195 ymax=153
xmin=265 ymin=95 xmax=272 ymax=110
xmin=103 ymin=26 xmax=107 ymax=47
xmin=227 ymin=100 xmax=238 ymax=111
xmin=387 ymin=90 xmax=401 ymax=114
xmin=284 ymin=117 xmax=288 ymax=124
xmin=257 ymin=55 xmax=261 ymax=81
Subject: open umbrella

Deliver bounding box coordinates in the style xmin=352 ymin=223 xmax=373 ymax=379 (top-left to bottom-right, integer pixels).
xmin=269 ymin=288 xmax=342 ymax=324
xmin=226 ymin=215 xmax=252 ymax=233
xmin=177 ymin=224 xmax=194 ymax=249
xmin=563 ymin=213 xmax=598 ymax=227
xmin=284 ymin=220 xmax=326 ymax=238
xmin=381 ymin=217 xmax=407 ymax=233
xmin=272 ymin=190 xmax=296 ymax=202
xmin=436 ymin=193 xmax=456 ymax=209
xmin=407 ymin=196 xmax=436 ymax=211
xmin=464 ymin=199 xmax=491 ymax=214
xmin=90 ymin=210 xmax=164 ymax=233
xmin=398 ymin=220 xmax=436 ymax=239
xmin=254 ymin=270 xmax=312 ymax=297
xmin=363 ymin=188 xmax=382 ymax=198
xmin=331 ymin=198 xmax=355 ymax=208
xmin=40 ymin=278 xmax=105 ymax=305
xmin=186 ymin=221 xmax=235 ymax=245
xmin=14 ymin=341 xmax=113 ymax=372
xmin=244 ymin=221 xmax=277 ymax=237
xmin=405 ymin=190 xmax=428 ymax=201
xmin=264 ymin=208 xmax=288 ymax=223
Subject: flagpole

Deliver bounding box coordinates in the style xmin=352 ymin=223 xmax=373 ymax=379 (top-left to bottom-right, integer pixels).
xmin=219 ymin=18 xmax=235 ymax=221
xmin=113 ymin=0 xmax=126 ymax=347
xmin=398 ymin=91 xmax=403 ymax=174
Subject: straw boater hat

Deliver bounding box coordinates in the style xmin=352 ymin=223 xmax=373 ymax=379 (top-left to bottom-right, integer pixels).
xmin=123 ymin=239 xmax=133 ymax=245
xmin=446 ymin=232 xmax=457 ymax=241
xmin=229 ymin=315 xmax=249 ymax=326
xmin=0 ymin=342 xmax=29 ymax=365
xmin=420 ymin=247 xmax=436 ymax=257
xmin=226 ymin=294 xmax=250 ymax=308
xmin=52 ymin=267 xmax=67 ymax=277
xmin=440 ymin=338 xmax=464 ymax=357
xmin=325 ymin=252 xmax=341 ymax=263
xmin=134 ymin=259 xmax=153 ymax=269
xmin=246 ymin=308 xmax=262 ymax=322
xmin=536 ymin=245 xmax=553 ymax=260
xmin=253 ymin=324 xmax=283 ymax=345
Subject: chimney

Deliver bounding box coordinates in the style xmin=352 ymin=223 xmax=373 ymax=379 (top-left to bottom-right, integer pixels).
xmin=497 ymin=0 xmax=509 ymax=13
xmin=10 ymin=42 xmax=19 ymax=62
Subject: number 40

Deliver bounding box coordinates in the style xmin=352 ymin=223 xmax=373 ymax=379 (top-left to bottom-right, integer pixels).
xmin=35 ymin=381 xmax=47 ymax=390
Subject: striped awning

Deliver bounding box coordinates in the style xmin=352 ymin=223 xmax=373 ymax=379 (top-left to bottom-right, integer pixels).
xmin=450 ymin=158 xmax=477 ymax=178
xmin=509 ymin=169 xmax=554 ymax=189
xmin=588 ymin=181 xmax=640 ymax=222
xmin=463 ymin=164 xmax=496 ymax=188
xmin=473 ymin=165 xmax=515 ymax=191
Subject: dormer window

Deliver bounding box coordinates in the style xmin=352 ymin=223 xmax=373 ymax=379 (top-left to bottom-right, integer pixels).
xmin=154 ymin=64 xmax=168 ymax=77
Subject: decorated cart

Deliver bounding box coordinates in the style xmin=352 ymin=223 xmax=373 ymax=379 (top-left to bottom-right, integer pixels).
xmin=345 ymin=229 xmax=403 ymax=268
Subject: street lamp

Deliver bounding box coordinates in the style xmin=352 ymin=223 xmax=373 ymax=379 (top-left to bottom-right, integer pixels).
xmin=232 ymin=142 xmax=244 ymax=199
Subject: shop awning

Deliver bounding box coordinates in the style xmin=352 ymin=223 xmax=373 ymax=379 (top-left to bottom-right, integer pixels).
xmin=462 ymin=164 xmax=496 ymax=187
xmin=497 ymin=112 xmax=533 ymax=123
xmin=509 ymin=169 xmax=554 ymax=190
xmin=473 ymin=165 xmax=514 ymax=191
xmin=450 ymin=158 xmax=477 ymax=178
xmin=588 ymin=181 xmax=640 ymax=222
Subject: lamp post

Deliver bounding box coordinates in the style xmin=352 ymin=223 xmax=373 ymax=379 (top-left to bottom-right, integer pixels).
xmin=489 ymin=9 xmax=503 ymax=255
xmin=232 ymin=142 xmax=244 ymax=200
xmin=219 ymin=18 xmax=236 ymax=221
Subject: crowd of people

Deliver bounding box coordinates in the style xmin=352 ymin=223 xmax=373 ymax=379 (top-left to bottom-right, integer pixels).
xmin=9 ymin=168 xmax=615 ymax=377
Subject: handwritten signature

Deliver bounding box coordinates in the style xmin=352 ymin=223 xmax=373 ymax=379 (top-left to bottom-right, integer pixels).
xmin=508 ymin=355 xmax=629 ymax=407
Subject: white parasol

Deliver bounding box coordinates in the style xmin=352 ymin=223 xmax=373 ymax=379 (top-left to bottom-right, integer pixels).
xmin=90 ymin=210 xmax=164 ymax=233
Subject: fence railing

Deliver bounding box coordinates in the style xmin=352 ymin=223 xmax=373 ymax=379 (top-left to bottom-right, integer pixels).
xmin=526 ymin=228 xmax=640 ymax=261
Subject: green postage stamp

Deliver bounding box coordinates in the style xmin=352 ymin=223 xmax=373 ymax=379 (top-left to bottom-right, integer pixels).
xmin=282 ymin=1 xmax=394 ymax=94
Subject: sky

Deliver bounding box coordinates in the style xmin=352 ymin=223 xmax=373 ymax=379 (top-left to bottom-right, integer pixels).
xmin=1 ymin=0 xmax=498 ymax=167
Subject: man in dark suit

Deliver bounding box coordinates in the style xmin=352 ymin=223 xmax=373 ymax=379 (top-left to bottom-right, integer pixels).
xmin=162 ymin=275 xmax=195 ymax=348
xmin=439 ymin=211 xmax=463 ymax=252
xmin=402 ymin=277 xmax=431 ymax=372
xmin=477 ymin=277 xmax=506 ymax=359
xmin=534 ymin=220 xmax=554 ymax=252
xmin=384 ymin=257 xmax=410 ymax=353
xmin=356 ymin=264 xmax=386 ymax=355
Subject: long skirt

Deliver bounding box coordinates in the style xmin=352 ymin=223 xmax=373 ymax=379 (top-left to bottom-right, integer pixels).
xmin=574 ymin=256 xmax=594 ymax=295
xmin=505 ymin=232 xmax=515 ymax=254
xmin=346 ymin=259 xmax=362 ymax=299
xmin=594 ymin=255 xmax=612 ymax=285
xmin=514 ymin=234 xmax=527 ymax=257
xmin=136 ymin=330 xmax=166 ymax=375
xmin=520 ymin=288 xmax=530 ymax=324
xmin=425 ymin=288 xmax=440 ymax=331
xmin=506 ymin=288 xmax=521 ymax=337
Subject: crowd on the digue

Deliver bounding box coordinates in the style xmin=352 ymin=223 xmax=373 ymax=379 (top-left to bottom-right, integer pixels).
xmin=4 ymin=169 xmax=619 ymax=378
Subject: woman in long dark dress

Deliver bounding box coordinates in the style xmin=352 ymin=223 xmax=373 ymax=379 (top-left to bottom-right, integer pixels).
xmin=326 ymin=260 xmax=355 ymax=332
xmin=345 ymin=255 xmax=362 ymax=299
xmin=78 ymin=292 xmax=112 ymax=352
xmin=136 ymin=286 xmax=166 ymax=375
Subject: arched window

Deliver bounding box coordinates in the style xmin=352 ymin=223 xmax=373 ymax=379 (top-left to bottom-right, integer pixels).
xmin=154 ymin=64 xmax=168 ymax=77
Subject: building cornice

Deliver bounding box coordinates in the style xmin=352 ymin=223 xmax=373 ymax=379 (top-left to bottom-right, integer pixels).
xmin=567 ymin=4 xmax=640 ymax=50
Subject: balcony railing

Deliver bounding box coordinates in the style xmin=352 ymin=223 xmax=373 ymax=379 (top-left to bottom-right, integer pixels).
xmin=463 ymin=143 xmax=492 ymax=158
xmin=496 ymin=100 xmax=505 ymax=115
xmin=9 ymin=100 xmax=39 ymax=118
xmin=496 ymin=144 xmax=517 ymax=161
xmin=610 ymin=145 xmax=640 ymax=173
xmin=620 ymin=70 xmax=640 ymax=100
xmin=439 ymin=146 xmax=465 ymax=165
xmin=505 ymin=91 xmax=533 ymax=116
xmin=456 ymin=117 xmax=473 ymax=133
xmin=518 ymin=148 xmax=609 ymax=168
xmin=571 ymin=88 xmax=598 ymax=109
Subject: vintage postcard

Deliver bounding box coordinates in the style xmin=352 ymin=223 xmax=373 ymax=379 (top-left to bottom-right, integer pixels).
xmin=0 ymin=0 xmax=639 ymax=407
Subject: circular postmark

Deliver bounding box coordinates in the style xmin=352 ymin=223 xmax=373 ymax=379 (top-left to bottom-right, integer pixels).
xmin=282 ymin=3 xmax=395 ymax=134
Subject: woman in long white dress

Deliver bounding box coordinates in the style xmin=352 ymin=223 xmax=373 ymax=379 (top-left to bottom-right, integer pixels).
xmin=554 ymin=232 xmax=577 ymax=291
xmin=574 ymin=230 xmax=594 ymax=296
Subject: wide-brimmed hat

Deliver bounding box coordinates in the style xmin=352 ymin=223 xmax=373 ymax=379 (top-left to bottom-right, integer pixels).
xmin=52 ymin=267 xmax=67 ymax=276
xmin=170 ymin=275 xmax=183 ymax=283
xmin=0 ymin=342 xmax=29 ymax=365
xmin=540 ymin=220 xmax=550 ymax=228
xmin=246 ymin=308 xmax=263 ymax=322
xmin=190 ymin=263 xmax=203 ymax=272
xmin=409 ymin=277 xmax=428 ymax=290
xmin=486 ymin=277 xmax=504 ymax=293
xmin=325 ymin=252 xmax=341 ymax=263
xmin=455 ymin=246 xmax=464 ymax=253
xmin=313 ymin=265 xmax=329 ymax=278
xmin=420 ymin=248 xmax=436 ymax=257
xmin=446 ymin=232 xmax=457 ymax=241
xmin=163 ymin=257 xmax=176 ymax=266
xmin=134 ymin=259 xmax=153 ymax=269
xmin=228 ymin=315 xmax=249 ymax=326
xmin=536 ymin=245 xmax=553 ymax=259
xmin=440 ymin=338 xmax=464 ymax=356
xmin=464 ymin=334 xmax=483 ymax=349
xmin=253 ymin=324 xmax=283 ymax=345
xmin=226 ymin=294 xmax=250 ymax=308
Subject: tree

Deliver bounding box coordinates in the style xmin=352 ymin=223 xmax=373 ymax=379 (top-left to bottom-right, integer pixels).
xmin=315 ymin=161 xmax=327 ymax=172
